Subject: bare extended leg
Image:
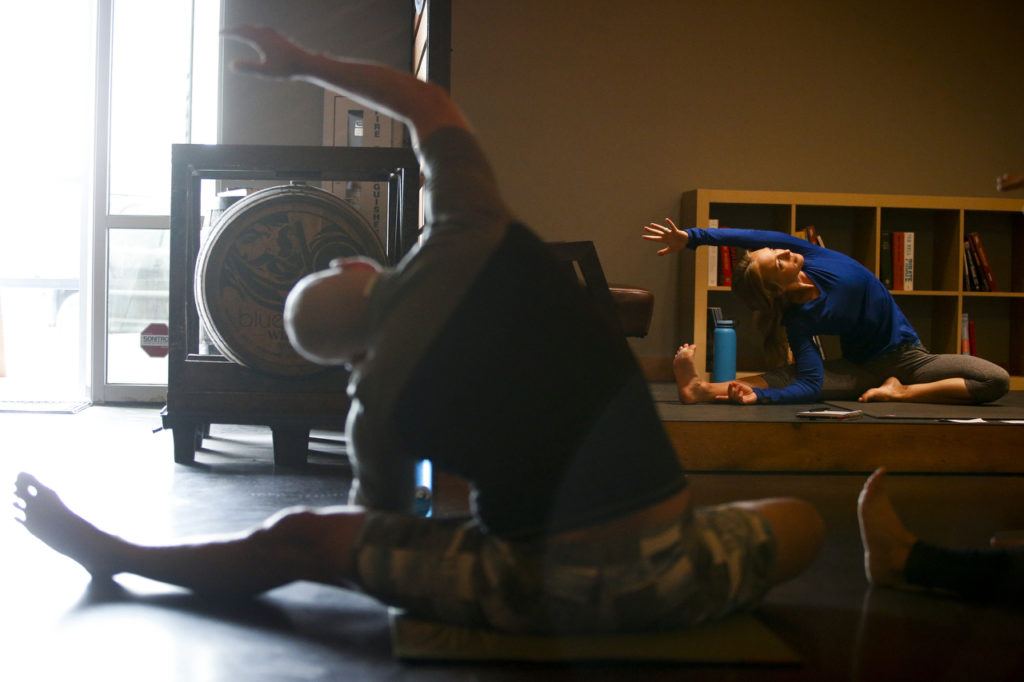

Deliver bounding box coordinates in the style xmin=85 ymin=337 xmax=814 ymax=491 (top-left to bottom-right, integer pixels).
xmin=672 ymin=344 xmax=767 ymax=404
xmin=729 ymin=497 xmax=825 ymax=586
xmin=13 ymin=473 xmax=364 ymax=597
xmin=857 ymin=467 xmax=917 ymax=587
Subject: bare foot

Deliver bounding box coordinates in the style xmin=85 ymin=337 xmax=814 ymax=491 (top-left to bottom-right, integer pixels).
xmin=673 ymin=344 xmax=714 ymax=404
xmin=13 ymin=472 xmax=122 ymax=578
xmin=858 ymin=376 xmax=907 ymax=403
xmin=857 ymin=467 xmax=917 ymax=587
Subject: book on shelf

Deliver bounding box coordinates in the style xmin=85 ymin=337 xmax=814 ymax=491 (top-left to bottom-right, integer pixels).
xmin=900 ymin=231 xmax=914 ymax=291
xmin=967 ymin=232 xmax=997 ymax=291
xmin=964 ymin=238 xmax=985 ymax=292
xmin=795 ymin=225 xmax=815 ymax=243
xmin=890 ymin=231 xmax=914 ymax=291
xmin=968 ymin=318 xmax=976 ymax=356
xmin=880 ymin=231 xmax=893 ymax=288
xmin=804 ymin=224 xmax=826 ymax=247
xmin=719 ymin=245 xmax=733 ymax=286
xmin=707 ymin=218 xmax=719 ymax=287
xmin=963 ymin=239 xmax=973 ymax=290
xmin=961 ymin=312 xmax=971 ymax=354
xmin=796 ymin=225 xmax=824 ymax=247
xmin=891 ymin=232 xmax=904 ymax=290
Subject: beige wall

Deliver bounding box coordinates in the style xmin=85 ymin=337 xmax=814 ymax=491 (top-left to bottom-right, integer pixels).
xmin=449 ymin=0 xmax=1024 ymax=364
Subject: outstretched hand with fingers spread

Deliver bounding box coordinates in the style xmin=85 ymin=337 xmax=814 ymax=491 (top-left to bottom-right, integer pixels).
xmin=642 ymin=218 xmax=689 ymax=255
xmin=222 ymin=25 xmax=312 ymax=79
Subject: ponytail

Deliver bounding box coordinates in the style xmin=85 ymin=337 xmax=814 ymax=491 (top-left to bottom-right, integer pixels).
xmin=733 ymin=251 xmax=790 ymax=367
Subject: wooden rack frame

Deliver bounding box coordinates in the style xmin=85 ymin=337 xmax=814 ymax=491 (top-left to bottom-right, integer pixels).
xmin=163 ymin=144 xmax=419 ymax=465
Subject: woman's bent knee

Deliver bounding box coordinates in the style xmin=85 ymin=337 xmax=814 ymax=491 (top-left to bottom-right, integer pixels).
xmin=968 ymin=366 xmax=1010 ymax=404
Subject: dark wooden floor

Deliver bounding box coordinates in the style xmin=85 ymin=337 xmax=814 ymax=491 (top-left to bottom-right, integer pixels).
xmin=4 ymin=406 xmax=1023 ymax=681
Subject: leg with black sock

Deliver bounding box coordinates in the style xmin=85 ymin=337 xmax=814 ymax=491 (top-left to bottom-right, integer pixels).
xmin=904 ymin=542 xmax=1024 ymax=604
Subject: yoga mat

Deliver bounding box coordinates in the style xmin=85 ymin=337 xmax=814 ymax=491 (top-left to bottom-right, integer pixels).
xmin=389 ymin=610 xmax=800 ymax=664
xmin=648 ymin=381 xmax=682 ymax=403
xmin=826 ymin=400 xmax=1024 ymax=421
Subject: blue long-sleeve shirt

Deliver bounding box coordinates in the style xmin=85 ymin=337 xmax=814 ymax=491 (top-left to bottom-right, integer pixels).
xmin=686 ymin=228 xmax=919 ymax=403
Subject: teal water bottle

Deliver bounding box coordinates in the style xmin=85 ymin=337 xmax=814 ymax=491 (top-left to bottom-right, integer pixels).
xmin=711 ymin=320 xmax=737 ymax=382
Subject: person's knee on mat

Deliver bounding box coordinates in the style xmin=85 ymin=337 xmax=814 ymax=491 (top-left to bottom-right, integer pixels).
xmin=966 ymin=368 xmax=1010 ymax=404
xmin=732 ymin=497 xmax=825 ymax=585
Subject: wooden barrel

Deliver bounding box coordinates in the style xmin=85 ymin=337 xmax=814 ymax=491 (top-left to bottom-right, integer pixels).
xmin=195 ymin=183 xmax=386 ymax=377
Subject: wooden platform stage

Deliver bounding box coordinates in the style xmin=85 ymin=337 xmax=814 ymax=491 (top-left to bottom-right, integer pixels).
xmin=650 ymin=383 xmax=1024 ymax=474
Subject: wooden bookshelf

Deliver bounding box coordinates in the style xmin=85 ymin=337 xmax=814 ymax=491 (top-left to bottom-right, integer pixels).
xmin=681 ymin=189 xmax=1024 ymax=390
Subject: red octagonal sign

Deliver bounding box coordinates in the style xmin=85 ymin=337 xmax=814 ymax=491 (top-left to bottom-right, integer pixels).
xmin=140 ymin=322 xmax=170 ymax=358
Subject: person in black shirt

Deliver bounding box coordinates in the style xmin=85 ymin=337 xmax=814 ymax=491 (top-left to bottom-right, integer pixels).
xmin=13 ymin=26 xmax=823 ymax=633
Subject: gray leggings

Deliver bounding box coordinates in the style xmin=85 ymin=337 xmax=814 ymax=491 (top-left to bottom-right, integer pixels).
xmin=763 ymin=344 xmax=1010 ymax=403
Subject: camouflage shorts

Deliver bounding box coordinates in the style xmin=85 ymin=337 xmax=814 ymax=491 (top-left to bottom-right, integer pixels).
xmin=353 ymin=503 xmax=776 ymax=633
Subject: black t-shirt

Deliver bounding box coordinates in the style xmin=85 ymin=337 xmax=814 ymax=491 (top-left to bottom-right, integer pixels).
xmin=391 ymin=223 xmax=686 ymax=538
xmin=346 ymin=127 xmax=685 ymax=539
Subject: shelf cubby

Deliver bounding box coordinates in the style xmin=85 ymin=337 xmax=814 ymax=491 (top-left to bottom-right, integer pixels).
xmin=795 ymin=204 xmax=876 ymax=271
xmin=709 ymin=202 xmax=791 ymax=233
xmin=962 ymin=297 xmax=1024 ymax=375
xmin=963 ymin=210 xmax=1024 ymax=293
xmin=897 ymin=294 xmax=959 ymax=356
xmin=880 ymin=207 xmax=960 ymax=293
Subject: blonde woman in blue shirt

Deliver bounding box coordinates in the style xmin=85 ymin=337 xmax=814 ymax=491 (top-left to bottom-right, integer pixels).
xmin=643 ymin=219 xmax=1009 ymax=406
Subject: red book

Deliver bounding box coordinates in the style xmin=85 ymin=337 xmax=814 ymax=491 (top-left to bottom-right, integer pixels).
xmin=719 ymin=246 xmax=733 ymax=286
xmin=968 ymin=232 xmax=997 ymax=291
xmin=968 ymin=319 xmax=977 ymax=356
xmin=891 ymin=232 xmax=904 ymax=291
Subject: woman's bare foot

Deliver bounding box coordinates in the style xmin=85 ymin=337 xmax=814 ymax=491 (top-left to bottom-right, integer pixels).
xmin=858 ymin=376 xmax=907 ymax=402
xmin=673 ymin=344 xmax=715 ymax=404
xmin=13 ymin=472 xmax=123 ymax=578
xmin=857 ymin=467 xmax=917 ymax=587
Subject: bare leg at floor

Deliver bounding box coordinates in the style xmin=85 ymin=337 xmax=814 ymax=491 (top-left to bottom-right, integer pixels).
xmin=12 ymin=472 xmax=365 ymax=597
xmin=857 ymin=467 xmax=916 ymax=587
xmin=672 ymin=343 xmax=768 ymax=404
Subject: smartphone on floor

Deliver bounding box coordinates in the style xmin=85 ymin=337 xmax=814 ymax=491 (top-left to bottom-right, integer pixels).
xmin=795 ymin=409 xmax=863 ymax=420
